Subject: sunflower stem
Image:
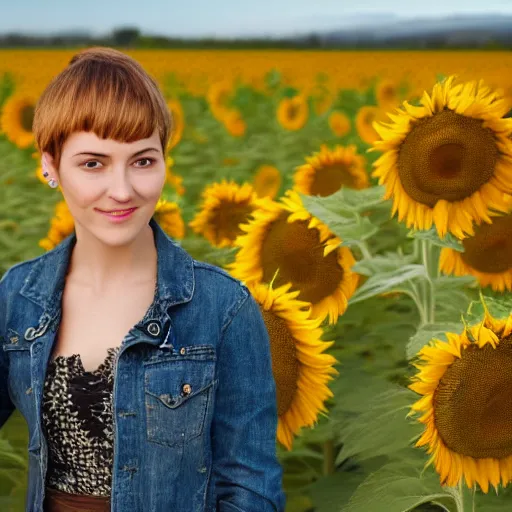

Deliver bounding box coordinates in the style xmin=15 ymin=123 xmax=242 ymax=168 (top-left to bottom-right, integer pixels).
xmin=408 ymin=282 xmax=428 ymax=326
xmin=454 ymin=480 xmax=476 ymax=512
xmin=420 ymin=239 xmax=437 ymax=325
xmin=458 ymin=480 xmax=464 ymax=511
xmin=322 ymin=439 xmax=335 ymax=475
xmin=357 ymin=241 xmax=372 ymax=260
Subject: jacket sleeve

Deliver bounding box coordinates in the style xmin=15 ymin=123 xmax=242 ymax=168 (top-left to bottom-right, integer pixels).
xmin=211 ymin=289 xmax=286 ymax=512
xmin=0 ymin=269 xmax=16 ymax=430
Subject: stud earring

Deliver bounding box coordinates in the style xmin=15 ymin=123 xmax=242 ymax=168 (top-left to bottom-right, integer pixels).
xmin=42 ymin=157 xmax=58 ymax=188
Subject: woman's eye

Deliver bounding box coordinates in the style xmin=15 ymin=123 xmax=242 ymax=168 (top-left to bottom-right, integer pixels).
xmin=136 ymin=157 xmax=155 ymax=167
xmin=82 ymin=158 xmax=155 ymax=169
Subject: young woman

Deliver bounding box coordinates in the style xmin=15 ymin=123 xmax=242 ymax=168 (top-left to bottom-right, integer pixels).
xmin=0 ymin=47 xmax=285 ymax=512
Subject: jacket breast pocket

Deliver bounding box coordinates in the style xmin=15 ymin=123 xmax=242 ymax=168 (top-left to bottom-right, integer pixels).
xmin=3 ymin=336 xmax=34 ymax=418
xmin=144 ymin=345 xmax=217 ymax=448
xmin=3 ymin=335 xmax=32 ymax=373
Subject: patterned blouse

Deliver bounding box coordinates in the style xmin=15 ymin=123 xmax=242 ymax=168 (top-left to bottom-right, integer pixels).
xmin=41 ymin=346 xmax=121 ymax=496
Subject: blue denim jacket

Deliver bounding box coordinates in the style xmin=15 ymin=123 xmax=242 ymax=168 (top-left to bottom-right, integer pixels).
xmin=0 ymin=217 xmax=286 ymax=512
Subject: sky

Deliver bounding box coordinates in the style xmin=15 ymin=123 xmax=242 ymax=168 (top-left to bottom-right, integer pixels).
xmin=2 ymin=0 xmax=512 ymax=38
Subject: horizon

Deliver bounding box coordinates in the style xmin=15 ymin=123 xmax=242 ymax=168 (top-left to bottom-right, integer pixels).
xmin=2 ymin=1 xmax=512 ymax=38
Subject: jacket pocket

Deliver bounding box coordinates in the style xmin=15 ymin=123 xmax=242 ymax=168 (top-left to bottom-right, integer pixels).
xmin=3 ymin=335 xmax=32 ymax=371
xmin=218 ymin=500 xmax=246 ymax=512
xmin=144 ymin=345 xmax=217 ymax=448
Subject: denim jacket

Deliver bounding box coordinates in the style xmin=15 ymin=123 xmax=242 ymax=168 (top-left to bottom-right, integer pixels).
xmin=0 ymin=217 xmax=286 ymax=512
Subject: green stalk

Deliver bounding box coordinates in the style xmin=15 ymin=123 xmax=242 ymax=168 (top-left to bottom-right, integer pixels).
xmin=419 ymin=239 xmax=437 ymax=325
xmin=357 ymin=240 xmax=372 ymax=260
xmin=323 ymin=439 xmax=335 ymax=475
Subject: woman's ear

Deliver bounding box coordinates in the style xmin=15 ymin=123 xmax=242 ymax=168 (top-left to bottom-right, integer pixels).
xmin=41 ymin=152 xmax=58 ymax=180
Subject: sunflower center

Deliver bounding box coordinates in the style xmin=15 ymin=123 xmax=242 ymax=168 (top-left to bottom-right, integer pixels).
xmin=433 ymin=333 xmax=512 ymax=459
xmin=430 ymin=143 xmax=463 ymax=179
xmin=20 ymin=105 xmax=35 ymax=132
xmin=213 ymin=202 xmax=255 ymax=244
xmin=364 ymin=111 xmax=375 ymax=124
xmin=460 ymin=213 xmax=512 ymax=273
xmin=397 ymin=110 xmax=498 ymax=207
xmin=260 ymin=212 xmax=344 ymax=304
xmin=261 ymin=309 xmax=299 ymax=416
xmin=380 ymin=86 xmax=395 ymax=102
xmin=287 ymin=103 xmax=299 ymax=120
xmin=309 ymin=164 xmax=359 ymax=197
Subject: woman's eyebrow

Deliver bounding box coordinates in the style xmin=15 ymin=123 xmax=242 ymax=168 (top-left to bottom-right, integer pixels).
xmin=73 ymin=147 xmax=159 ymax=157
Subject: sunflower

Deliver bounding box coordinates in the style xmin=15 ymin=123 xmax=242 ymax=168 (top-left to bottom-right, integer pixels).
xmin=355 ymin=105 xmax=391 ymax=144
xmin=439 ymin=208 xmax=512 ymax=291
xmin=376 ymin=79 xmax=400 ymax=108
xmin=189 ymin=180 xmax=260 ymax=248
xmin=165 ymin=155 xmax=185 ymax=196
xmin=153 ymin=198 xmax=185 ymax=239
xmin=408 ymin=306 xmax=512 ymax=493
xmin=371 ymin=75 xmax=512 ymax=239
xmin=222 ymin=109 xmax=246 ymax=137
xmin=227 ymin=189 xmax=359 ymax=324
xmin=293 ymin=144 xmax=369 ymax=197
xmin=1 ymin=91 xmax=38 ymax=149
xmin=328 ymin=111 xmax=351 ymax=138
xmin=207 ymin=80 xmax=233 ymax=121
xmin=249 ymin=281 xmax=339 ymax=450
xmin=166 ymin=99 xmax=184 ymax=150
xmin=277 ymin=95 xmax=308 ymax=131
xmin=253 ymin=165 xmax=281 ymax=199
xmin=39 ymin=200 xmax=75 ymax=251
xmin=312 ymin=90 xmax=334 ymax=116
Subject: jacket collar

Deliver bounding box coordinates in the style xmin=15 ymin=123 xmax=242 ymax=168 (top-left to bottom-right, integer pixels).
xmin=19 ymin=217 xmax=195 ymax=320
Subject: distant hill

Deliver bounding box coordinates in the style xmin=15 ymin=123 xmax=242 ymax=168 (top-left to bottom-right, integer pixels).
xmin=290 ymin=14 xmax=512 ymax=48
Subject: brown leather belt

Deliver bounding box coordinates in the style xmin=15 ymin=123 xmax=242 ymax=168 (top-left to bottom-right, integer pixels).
xmin=43 ymin=486 xmax=111 ymax=512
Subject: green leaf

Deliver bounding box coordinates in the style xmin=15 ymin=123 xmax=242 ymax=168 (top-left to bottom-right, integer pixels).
xmin=434 ymin=275 xmax=476 ymax=290
xmin=407 ymin=226 xmax=464 ymax=252
xmin=474 ymin=484 xmax=512 ymax=510
xmin=348 ymin=265 xmax=427 ymax=305
xmin=299 ymin=186 xmax=388 ymax=217
xmin=344 ymin=460 xmax=457 ymax=512
xmin=335 ymin=387 xmax=422 ymax=463
xmin=466 ymin=294 xmax=512 ymax=322
xmin=433 ymin=276 xmax=474 ymax=322
xmin=406 ymin=322 xmax=464 ymax=360
xmin=306 ymin=471 xmax=366 ymax=512
xmin=352 ymin=253 xmax=417 ymax=276
xmin=332 ymin=217 xmax=379 ymax=245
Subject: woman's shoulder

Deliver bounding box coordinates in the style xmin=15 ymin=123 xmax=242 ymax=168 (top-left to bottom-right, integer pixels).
xmin=190 ymin=259 xmax=251 ymax=304
xmin=192 ymin=259 xmax=244 ymax=285
xmin=1 ymin=253 xmax=46 ymax=288
xmin=1 ymin=240 xmax=64 ymax=288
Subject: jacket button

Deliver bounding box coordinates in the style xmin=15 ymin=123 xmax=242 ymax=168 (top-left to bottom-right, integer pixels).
xmin=9 ymin=336 xmax=19 ymax=344
xmin=182 ymin=384 xmax=192 ymax=395
xmin=179 ymin=347 xmax=186 ymax=355
xmin=147 ymin=322 xmax=161 ymax=336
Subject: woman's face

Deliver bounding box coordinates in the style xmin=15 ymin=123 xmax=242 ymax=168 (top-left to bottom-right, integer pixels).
xmin=43 ymin=128 xmax=166 ymax=247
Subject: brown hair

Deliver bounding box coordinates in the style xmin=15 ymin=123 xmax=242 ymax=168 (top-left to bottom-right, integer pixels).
xmin=32 ymin=46 xmax=173 ymax=170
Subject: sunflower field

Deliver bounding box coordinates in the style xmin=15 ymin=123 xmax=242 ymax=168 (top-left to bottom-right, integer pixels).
xmin=3 ymin=49 xmax=512 ymax=511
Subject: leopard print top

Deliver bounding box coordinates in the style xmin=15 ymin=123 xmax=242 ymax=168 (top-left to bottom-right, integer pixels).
xmin=41 ymin=346 xmax=121 ymax=496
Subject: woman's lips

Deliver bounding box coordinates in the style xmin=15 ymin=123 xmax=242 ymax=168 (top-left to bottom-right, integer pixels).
xmin=96 ymin=207 xmax=138 ymax=221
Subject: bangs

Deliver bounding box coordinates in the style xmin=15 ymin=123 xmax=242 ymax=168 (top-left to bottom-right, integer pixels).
xmin=33 ymin=47 xmax=172 ymax=167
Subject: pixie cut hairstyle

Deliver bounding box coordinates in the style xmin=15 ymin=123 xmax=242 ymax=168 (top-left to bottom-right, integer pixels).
xmin=32 ymin=46 xmax=173 ymax=170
